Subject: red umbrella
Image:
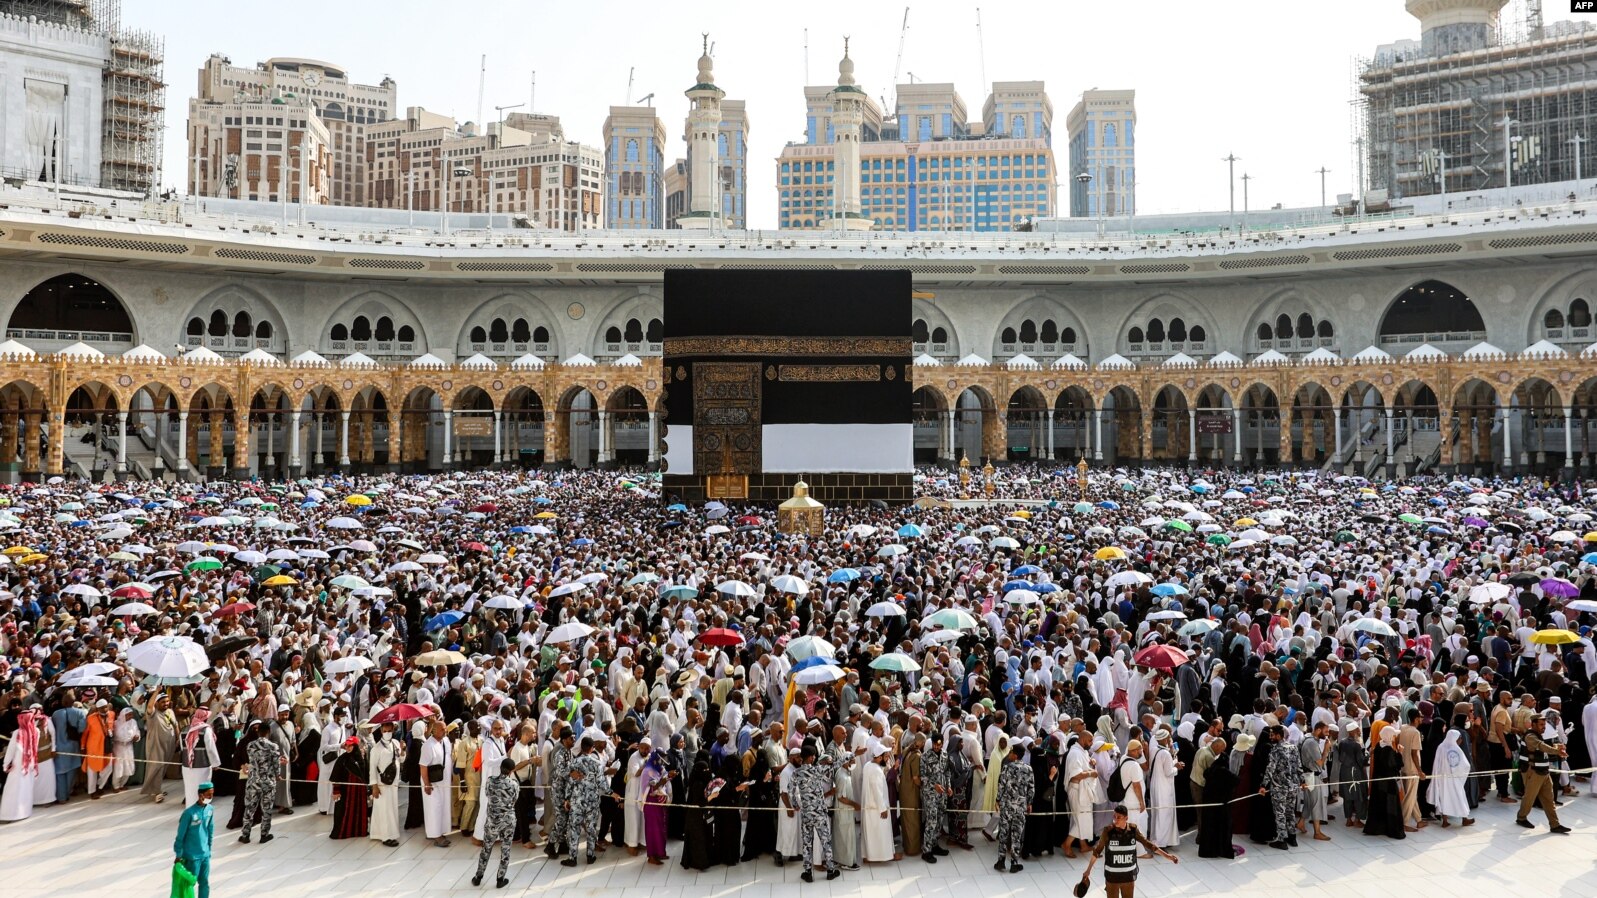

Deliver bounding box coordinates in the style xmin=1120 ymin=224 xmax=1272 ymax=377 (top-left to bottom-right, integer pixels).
xmin=111 ymin=584 xmax=153 ymax=599
xmin=473 ymin=503 xmax=499 ymax=513
xmin=1133 ymin=644 xmax=1189 ymax=671
xmin=737 ymin=515 xmax=762 ymax=526
xmin=213 ymin=601 xmax=256 ymax=618
xmin=370 ymin=702 xmax=436 ymax=725
xmin=698 ymin=627 xmax=743 ymax=647
xmin=462 ymin=541 xmax=489 ymax=553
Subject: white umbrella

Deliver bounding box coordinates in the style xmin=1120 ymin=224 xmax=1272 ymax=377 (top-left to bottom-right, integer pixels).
xmin=989 ymin=536 xmax=1020 ymax=550
xmin=176 ymin=541 xmax=210 ymax=555
xmin=878 ymin=543 xmax=909 ymax=558
xmin=548 ymin=581 xmax=588 ymax=598
xmin=1350 ymin=618 xmax=1396 ymax=637
xmin=265 ymin=548 xmax=299 ymax=562
xmin=233 ymin=550 xmax=267 ymax=565
xmin=1469 ymin=582 xmax=1512 ymax=603
xmin=740 ymin=552 xmax=771 ymax=562
xmin=59 ymin=662 xmax=121 ymax=684
xmin=1549 ymin=530 xmax=1579 ymax=543
xmin=349 ymin=539 xmax=379 ymax=553
xmin=62 ymin=583 xmax=102 ymax=598
xmin=866 ymin=601 xmax=906 ymax=618
xmin=1004 ymin=589 xmax=1041 ymax=606
xmin=704 ymin=525 xmax=731 ymax=535
xmin=1106 ymin=571 xmax=1152 ymax=588
xmin=417 ymin=553 xmax=449 ymax=565
xmin=716 ymin=580 xmax=757 ymax=598
xmin=576 ymin=572 xmax=610 ymax=585
xmin=793 ymin=664 xmax=846 ymax=686
xmin=1178 ymin=618 xmax=1218 ymax=637
xmin=297 ymin=548 xmax=331 ymax=560
xmin=923 ymin=629 xmax=964 ymax=644
xmin=785 ymin=635 xmax=836 ymax=661
xmin=322 ymin=656 xmax=373 ymax=675
xmin=326 ymin=517 xmax=364 ymax=530
xmin=127 ymin=635 xmax=210 ymax=679
xmin=848 ymin=524 xmax=878 ymax=538
xmin=770 ymin=575 xmax=810 ymax=595
xmin=482 ymin=595 xmax=523 ymax=611
xmin=387 ymin=560 xmax=424 ymax=573
xmin=109 ymin=601 xmax=159 ymax=616
xmin=1147 ymin=609 xmax=1187 ymax=621
xmin=544 ymin=621 xmax=596 ymax=644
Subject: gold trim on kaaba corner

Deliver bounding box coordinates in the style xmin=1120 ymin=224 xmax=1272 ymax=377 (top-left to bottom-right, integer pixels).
xmin=777 ymin=364 xmax=882 ymax=382
xmin=664 ymin=337 xmax=912 ymax=356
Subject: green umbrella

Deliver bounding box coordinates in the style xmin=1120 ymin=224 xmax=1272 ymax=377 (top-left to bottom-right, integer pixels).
xmin=1073 ymin=502 xmax=1094 ymax=514
xmin=625 ymin=573 xmax=660 ymax=586
xmin=926 ymin=608 xmax=979 ymax=630
xmin=251 ymin=564 xmax=282 ymax=581
xmin=330 ymin=574 xmax=370 ymax=590
xmin=1164 ymin=520 xmax=1194 ymax=533
xmin=869 ymin=652 xmax=922 ymax=672
xmin=185 ymin=557 xmax=223 ymax=573
xmin=1205 ymin=533 xmax=1232 ymax=546
xmin=259 ymin=502 xmax=278 ymax=511
xmin=1334 ymin=530 xmax=1356 ymax=543
xmin=1398 ymin=513 xmax=1423 ymax=525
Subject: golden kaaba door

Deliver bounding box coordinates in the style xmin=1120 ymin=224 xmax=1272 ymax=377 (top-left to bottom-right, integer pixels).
xmin=693 ymin=362 xmax=762 ymax=476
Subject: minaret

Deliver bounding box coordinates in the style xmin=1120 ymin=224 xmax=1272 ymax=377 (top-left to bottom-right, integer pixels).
xmin=828 ymin=39 xmax=873 ymax=231
xmin=679 ymin=35 xmax=724 ymax=230
xmin=1406 ymin=0 xmax=1508 ymax=57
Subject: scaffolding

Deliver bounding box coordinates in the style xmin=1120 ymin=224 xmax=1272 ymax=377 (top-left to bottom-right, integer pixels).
xmin=1354 ymin=3 xmax=1597 ymax=202
xmin=0 ymin=0 xmax=163 ymax=195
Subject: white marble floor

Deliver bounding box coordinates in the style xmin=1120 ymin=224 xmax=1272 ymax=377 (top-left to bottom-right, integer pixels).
xmin=7 ymin=784 xmax=1596 ymax=897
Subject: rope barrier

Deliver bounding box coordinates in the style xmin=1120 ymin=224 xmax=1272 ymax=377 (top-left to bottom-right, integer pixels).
xmin=8 ymin=735 xmax=1592 ymax=815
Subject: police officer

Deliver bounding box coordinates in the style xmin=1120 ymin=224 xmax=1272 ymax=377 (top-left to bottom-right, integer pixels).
xmin=474 ymin=757 xmax=520 ymax=888
xmin=562 ymin=733 xmax=605 ymax=866
xmin=920 ymin=730 xmax=952 ymax=862
xmin=1082 ymin=804 xmax=1178 ymax=898
xmin=544 ymin=726 xmax=574 ymax=857
xmin=240 ymin=720 xmax=286 ymax=844
xmin=1515 ymin=711 xmax=1572 ymax=833
xmin=993 ymin=740 xmax=1035 ymax=873
xmin=792 ymin=742 xmax=860 ymax=883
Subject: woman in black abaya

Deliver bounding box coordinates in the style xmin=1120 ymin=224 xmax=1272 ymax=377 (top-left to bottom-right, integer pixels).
xmin=680 ymin=758 xmax=716 ymax=871
xmin=1363 ymin=727 xmax=1406 ymax=840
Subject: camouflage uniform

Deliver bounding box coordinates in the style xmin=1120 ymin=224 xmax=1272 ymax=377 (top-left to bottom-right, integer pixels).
xmin=544 ymin=741 xmax=572 ymax=855
xmin=995 ymin=757 xmax=1034 ymax=864
xmin=793 ymin=755 xmax=849 ymax=874
xmin=242 ymin=737 xmax=285 ymax=840
xmin=1263 ymin=738 xmax=1303 ymax=844
xmin=920 ymin=747 xmax=950 ymax=849
xmin=475 ymin=772 xmax=520 ymax=883
xmin=565 ymin=753 xmax=604 ymax=861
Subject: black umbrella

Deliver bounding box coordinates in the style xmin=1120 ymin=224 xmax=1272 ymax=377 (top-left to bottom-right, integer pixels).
xmin=1359 ymin=514 xmax=1387 ymax=524
xmin=869 ymin=499 xmax=889 ymax=510
xmin=1496 ymin=521 xmax=1524 ymax=534
xmin=1507 ymin=572 xmax=1539 ymax=586
xmin=205 ymin=635 xmax=254 ymax=660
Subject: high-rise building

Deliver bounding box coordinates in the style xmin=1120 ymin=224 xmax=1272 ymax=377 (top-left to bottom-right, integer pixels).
xmin=603 ymin=105 xmax=666 ymax=229
xmin=1358 ymin=1 xmax=1597 ymax=201
xmin=363 ymin=107 xmax=602 ymax=231
xmin=664 ymin=158 xmax=688 ymax=228
xmin=187 ymin=55 xmax=396 ymax=205
xmin=0 ymin=0 xmax=164 ymax=195
xmin=776 ymin=63 xmax=1055 ymax=231
xmin=1066 ymin=89 xmax=1136 ymax=218
xmin=699 ymin=99 xmax=749 ymax=229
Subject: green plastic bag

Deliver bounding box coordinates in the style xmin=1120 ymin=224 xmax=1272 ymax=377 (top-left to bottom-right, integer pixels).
xmin=170 ymin=860 xmax=198 ymax=898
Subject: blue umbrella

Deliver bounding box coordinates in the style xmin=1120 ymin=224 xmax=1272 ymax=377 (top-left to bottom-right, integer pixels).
xmin=571 ymin=538 xmax=594 ymax=547
xmin=659 ymin=584 xmax=698 ymax=600
xmin=791 ymin=655 xmax=838 ymax=672
xmin=828 ymin=568 xmax=860 ymax=583
xmin=1189 ymin=484 xmax=1209 ymax=494
xmin=1151 ymin=583 xmax=1188 ymax=596
xmin=896 ymin=523 xmax=925 ymax=538
xmin=533 ymin=496 xmax=554 ymax=505
xmin=1240 ymin=486 xmax=1256 ymax=494
xmin=509 ymin=526 xmax=532 ymax=534
xmin=1097 ymin=500 xmax=1120 ymax=510
xmin=423 ymin=610 xmax=465 ymax=631
xmin=1002 ymin=580 xmax=1035 ymax=593
xmin=1012 ymin=564 xmax=1042 ymax=576
xmin=1582 ymin=552 xmax=1597 ymax=565
xmin=1426 ymin=525 xmax=1450 ymax=535
xmin=666 ymin=503 xmax=688 ymax=512
xmin=1428 ymin=497 xmax=1448 ymax=506
xmin=1034 ymin=582 xmax=1061 ymax=593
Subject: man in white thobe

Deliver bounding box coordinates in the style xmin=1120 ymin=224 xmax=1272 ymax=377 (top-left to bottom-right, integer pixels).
xmin=369 ymin=722 xmax=402 ymax=845
xmin=316 ymin=707 xmax=349 ymax=815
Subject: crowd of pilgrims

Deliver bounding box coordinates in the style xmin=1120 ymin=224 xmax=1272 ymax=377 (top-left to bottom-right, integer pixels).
xmin=1 ymin=462 xmax=1595 ymax=879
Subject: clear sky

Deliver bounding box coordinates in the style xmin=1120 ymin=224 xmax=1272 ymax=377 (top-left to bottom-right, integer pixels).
xmin=131 ymin=0 xmax=1558 ymax=227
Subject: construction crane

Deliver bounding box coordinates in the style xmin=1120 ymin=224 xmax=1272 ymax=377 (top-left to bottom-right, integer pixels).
xmin=882 ymin=7 xmax=910 ymax=123
xmin=626 ymin=66 xmax=634 ymax=105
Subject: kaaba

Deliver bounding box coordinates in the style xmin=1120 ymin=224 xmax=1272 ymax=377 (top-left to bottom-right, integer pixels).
xmin=661 ymin=269 xmax=913 ymax=504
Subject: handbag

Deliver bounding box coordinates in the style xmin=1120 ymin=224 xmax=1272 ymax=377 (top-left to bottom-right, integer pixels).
xmin=426 ymin=763 xmax=445 ymax=781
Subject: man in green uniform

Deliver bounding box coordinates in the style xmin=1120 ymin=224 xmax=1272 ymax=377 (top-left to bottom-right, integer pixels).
xmin=174 ymin=781 xmax=215 ymax=898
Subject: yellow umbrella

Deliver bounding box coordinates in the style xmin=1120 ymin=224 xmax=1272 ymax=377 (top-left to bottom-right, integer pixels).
xmin=1011 ymin=509 xmax=1032 ymax=519
xmin=534 ymin=511 xmax=558 ymax=519
xmin=263 ymin=574 xmax=298 ymax=587
xmin=1358 ymin=487 xmax=1376 ymax=494
xmin=345 ymin=494 xmax=373 ymax=506
xmin=3 ymin=546 xmax=36 ymax=556
xmin=1233 ymin=518 xmax=1258 ymax=527
xmin=1528 ymin=628 xmax=1581 ymax=645
xmin=1094 ymin=546 xmax=1128 ymax=561
xmin=1583 ymin=531 xmax=1597 ymax=543
xmin=19 ymin=553 xmax=48 ymax=565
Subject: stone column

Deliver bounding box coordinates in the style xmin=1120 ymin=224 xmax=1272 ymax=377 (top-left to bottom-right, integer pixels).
xmin=1564 ymin=406 xmax=1575 ymax=476
xmin=941 ymin=409 xmax=955 ymax=462
xmin=289 ymin=410 xmax=302 ymax=476
xmin=0 ymin=404 xmax=16 ymax=467
xmin=1384 ymin=408 xmax=1396 ymax=479
xmin=442 ymin=410 xmax=453 ymax=469
xmin=1438 ymin=411 xmax=1454 ymax=472
xmin=1093 ymin=409 xmax=1104 ymax=461
xmin=387 ymin=410 xmax=403 ymax=472
xmin=597 ymin=409 xmax=610 ymax=465
xmin=45 ymin=410 xmax=64 ymax=476
xmin=493 ymin=411 xmax=504 ymax=465
xmin=116 ymin=410 xmax=129 ymax=477
xmin=339 ymin=410 xmax=352 ymax=468
xmin=231 ymin=410 xmax=250 ymax=478
xmin=1500 ymin=407 xmax=1513 ymax=475
xmin=176 ymin=411 xmax=189 ymax=473
xmin=647 ymin=411 xmax=659 ymax=466
xmin=1186 ymin=409 xmax=1197 ymax=463
xmin=1045 ymin=409 xmax=1055 ymax=460
xmin=207 ymin=411 xmax=224 ymax=479
xmin=20 ymin=411 xmax=38 ymax=479
xmin=1235 ymin=408 xmax=1245 ymax=465
xmin=264 ymin=409 xmax=276 ymax=473
xmin=1333 ymin=406 xmax=1343 ymax=470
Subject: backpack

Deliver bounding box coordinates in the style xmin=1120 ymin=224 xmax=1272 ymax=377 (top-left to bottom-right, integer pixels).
xmin=1106 ymin=758 xmax=1134 ymax=802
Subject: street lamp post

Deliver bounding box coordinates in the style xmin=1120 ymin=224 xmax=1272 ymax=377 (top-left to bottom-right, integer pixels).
xmin=1315 ymin=166 xmax=1330 ymax=209
xmin=1241 ymin=172 xmax=1251 ymax=233
xmin=1222 ymin=153 xmax=1239 ymax=232
xmin=1075 ymin=171 xmax=1094 ymax=236
xmin=1500 ymin=115 xmax=1518 ymax=201
xmin=1568 ymin=134 xmax=1586 ymax=185
xmin=441 ymin=162 xmax=472 ymax=236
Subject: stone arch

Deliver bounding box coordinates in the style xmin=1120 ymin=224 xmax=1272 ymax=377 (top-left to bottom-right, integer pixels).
xmin=1115 ymin=292 xmax=1220 ymax=358
xmin=455 ymin=292 xmax=563 ymax=359
xmin=503 ymin=385 xmax=547 ymax=468
xmin=318 ymin=290 xmax=428 ymax=357
xmin=912 ymin=299 xmax=960 ymax=358
xmin=0 ymin=378 xmax=48 ymax=474
xmin=1376 ymin=279 xmax=1485 ymax=348
xmin=991 ymin=296 xmax=1090 ymax=361
xmin=7 ymin=273 xmax=138 ymax=350
xmin=1149 ymin=384 xmax=1193 ymax=463
xmin=556 ymin=385 xmax=600 ymax=469
xmin=1053 ymin=385 xmax=1094 ymax=461
xmin=1526 ymin=267 xmax=1597 ymax=347
xmin=912 ymin=385 xmax=948 ymax=463
xmin=1510 ymin=376 xmax=1565 ymax=474
xmin=398 ymin=386 xmax=443 ymax=473
xmin=953 ymin=384 xmax=999 ymax=463
xmin=591 ymin=289 xmax=663 ymax=359
xmin=1448 ymin=377 xmax=1503 ymax=474
xmin=1391 ymin=379 xmax=1442 ymax=474
xmin=182 ymin=284 xmax=289 ymax=356
xmin=1005 ymin=385 xmax=1049 ymax=462
xmin=604 ymin=385 xmax=651 ymax=465
xmin=1101 ymin=384 xmax=1143 ymax=465
xmin=1243 ymin=287 xmax=1338 ymax=354
xmin=1286 ymin=381 xmax=1334 ymax=467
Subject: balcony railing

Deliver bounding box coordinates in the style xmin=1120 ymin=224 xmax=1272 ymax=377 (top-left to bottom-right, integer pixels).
xmin=1127 ymin=340 xmax=1209 ymax=357
xmin=8 ymin=328 xmax=133 ymax=345
xmin=1257 ymin=336 xmax=1337 ymax=353
xmin=599 ymin=342 xmax=662 ymax=356
xmin=1377 ymin=331 xmax=1487 ymax=347
xmin=998 ymin=342 xmax=1080 ymax=357
xmin=1544 ymin=326 xmax=1593 ymax=343
xmin=467 ymin=342 xmax=553 ymax=356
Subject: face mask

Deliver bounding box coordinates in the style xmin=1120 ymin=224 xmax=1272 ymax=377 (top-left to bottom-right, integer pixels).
xmin=199 ymin=797 xmax=212 ymax=806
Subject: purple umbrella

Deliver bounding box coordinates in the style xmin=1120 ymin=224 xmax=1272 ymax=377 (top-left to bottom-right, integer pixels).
xmin=1539 ymin=577 xmax=1580 ymax=598
xmin=1462 ymin=516 xmax=1489 ymax=528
